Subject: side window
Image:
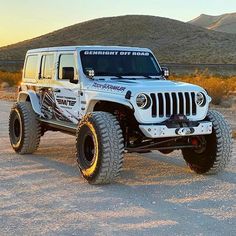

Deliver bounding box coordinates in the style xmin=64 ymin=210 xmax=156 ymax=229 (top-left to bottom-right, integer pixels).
xmin=41 ymin=54 xmax=54 ymax=79
xmin=24 ymin=55 xmax=38 ymax=79
xmin=58 ymin=54 xmax=75 ymax=80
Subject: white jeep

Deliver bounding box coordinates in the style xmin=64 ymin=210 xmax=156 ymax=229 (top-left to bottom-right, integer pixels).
xmin=9 ymin=46 xmax=232 ymax=184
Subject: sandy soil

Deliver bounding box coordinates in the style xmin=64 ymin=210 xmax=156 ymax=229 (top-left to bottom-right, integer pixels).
xmin=0 ymin=88 xmax=18 ymax=101
xmin=0 ymin=101 xmax=235 ymax=236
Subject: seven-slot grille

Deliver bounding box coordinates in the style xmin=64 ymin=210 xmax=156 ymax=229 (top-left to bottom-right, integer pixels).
xmin=150 ymin=92 xmax=197 ymax=117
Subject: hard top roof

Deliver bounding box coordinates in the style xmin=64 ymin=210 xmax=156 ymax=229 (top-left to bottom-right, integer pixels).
xmin=27 ymin=45 xmax=151 ymax=54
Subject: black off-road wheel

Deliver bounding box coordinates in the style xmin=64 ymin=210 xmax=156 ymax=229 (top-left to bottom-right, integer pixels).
xmin=182 ymin=110 xmax=232 ymax=174
xmin=76 ymin=112 xmax=124 ymax=185
xmin=9 ymin=102 xmax=41 ymax=154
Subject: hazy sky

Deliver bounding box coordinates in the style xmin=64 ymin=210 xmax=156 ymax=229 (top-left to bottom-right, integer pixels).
xmin=0 ymin=0 xmax=235 ymax=47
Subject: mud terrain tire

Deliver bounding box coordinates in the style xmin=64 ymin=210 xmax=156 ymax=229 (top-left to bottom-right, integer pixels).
xmin=9 ymin=102 xmax=41 ymax=154
xmin=182 ymin=110 xmax=232 ymax=174
xmin=76 ymin=112 xmax=124 ymax=184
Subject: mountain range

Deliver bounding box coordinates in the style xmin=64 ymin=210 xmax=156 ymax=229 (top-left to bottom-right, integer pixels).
xmin=189 ymin=13 xmax=236 ymax=34
xmin=0 ymin=15 xmax=236 ymax=64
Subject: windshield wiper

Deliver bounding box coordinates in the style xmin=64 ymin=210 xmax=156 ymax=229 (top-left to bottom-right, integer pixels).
xmin=112 ymin=75 xmax=124 ymax=79
xmin=96 ymin=73 xmax=161 ymax=80
xmin=95 ymin=73 xmax=125 ymax=79
xmin=142 ymin=75 xmax=162 ymax=80
xmin=118 ymin=73 xmax=162 ymax=79
xmin=110 ymin=75 xmax=137 ymax=80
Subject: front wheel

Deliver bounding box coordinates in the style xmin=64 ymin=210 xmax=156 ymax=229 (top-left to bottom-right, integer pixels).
xmin=9 ymin=102 xmax=41 ymax=154
xmin=76 ymin=112 xmax=124 ymax=184
xmin=182 ymin=110 xmax=232 ymax=174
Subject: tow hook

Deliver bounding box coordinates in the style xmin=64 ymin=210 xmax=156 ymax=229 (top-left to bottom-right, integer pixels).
xmin=176 ymin=127 xmax=194 ymax=136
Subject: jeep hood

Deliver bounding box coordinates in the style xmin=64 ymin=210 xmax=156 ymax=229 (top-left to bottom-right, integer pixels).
xmin=87 ymin=79 xmax=206 ymax=95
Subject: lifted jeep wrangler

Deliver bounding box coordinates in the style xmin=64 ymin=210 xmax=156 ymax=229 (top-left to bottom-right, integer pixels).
xmin=9 ymin=46 xmax=232 ymax=184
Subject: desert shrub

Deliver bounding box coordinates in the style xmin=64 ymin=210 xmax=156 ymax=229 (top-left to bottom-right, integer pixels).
xmin=0 ymin=69 xmax=235 ymax=105
xmin=233 ymin=131 xmax=236 ymax=139
xmin=0 ymin=71 xmax=22 ymax=87
xmin=170 ymin=70 xmax=236 ymax=105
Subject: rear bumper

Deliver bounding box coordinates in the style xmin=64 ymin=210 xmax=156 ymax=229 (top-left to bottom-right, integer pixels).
xmin=139 ymin=121 xmax=212 ymax=138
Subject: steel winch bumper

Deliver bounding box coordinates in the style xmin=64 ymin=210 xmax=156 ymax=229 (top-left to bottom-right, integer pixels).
xmin=139 ymin=121 xmax=212 ymax=138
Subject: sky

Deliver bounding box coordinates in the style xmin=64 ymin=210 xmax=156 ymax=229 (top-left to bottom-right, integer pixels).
xmin=0 ymin=0 xmax=236 ymax=47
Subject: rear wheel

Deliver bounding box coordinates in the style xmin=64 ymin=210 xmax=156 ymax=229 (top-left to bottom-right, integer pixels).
xmin=9 ymin=102 xmax=41 ymax=154
xmin=182 ymin=110 xmax=232 ymax=174
xmin=76 ymin=112 xmax=124 ymax=184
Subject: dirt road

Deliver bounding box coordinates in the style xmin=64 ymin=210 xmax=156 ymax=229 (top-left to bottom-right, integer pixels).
xmin=0 ymin=101 xmax=235 ymax=235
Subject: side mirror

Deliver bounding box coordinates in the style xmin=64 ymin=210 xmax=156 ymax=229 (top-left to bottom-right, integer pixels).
xmin=161 ymin=67 xmax=170 ymax=78
xmin=62 ymin=67 xmax=78 ymax=84
xmin=85 ymin=68 xmax=95 ymax=79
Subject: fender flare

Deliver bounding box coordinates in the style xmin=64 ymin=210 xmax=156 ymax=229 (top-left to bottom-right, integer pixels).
xmin=86 ymin=95 xmax=133 ymax=113
xmin=17 ymin=91 xmax=43 ymax=117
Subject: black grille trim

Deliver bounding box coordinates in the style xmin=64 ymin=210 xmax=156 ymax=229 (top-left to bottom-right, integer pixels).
xmin=150 ymin=93 xmax=157 ymax=117
xmin=158 ymin=93 xmax=164 ymax=117
xmin=151 ymin=92 xmax=197 ymax=118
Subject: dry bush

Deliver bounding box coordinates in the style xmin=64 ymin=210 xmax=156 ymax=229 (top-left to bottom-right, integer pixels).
xmin=0 ymin=71 xmax=22 ymax=87
xmin=170 ymin=70 xmax=236 ymax=105
xmin=233 ymin=131 xmax=236 ymax=139
xmin=1 ymin=69 xmax=236 ymax=106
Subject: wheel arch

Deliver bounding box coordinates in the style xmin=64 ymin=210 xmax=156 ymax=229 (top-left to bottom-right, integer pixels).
xmin=86 ymin=99 xmax=135 ymax=123
xmin=17 ymin=91 xmax=43 ymax=117
xmin=88 ymin=100 xmax=140 ymax=141
xmin=86 ymin=98 xmax=133 ymax=114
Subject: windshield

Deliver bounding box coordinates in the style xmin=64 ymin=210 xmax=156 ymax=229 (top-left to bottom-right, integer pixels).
xmin=80 ymin=50 xmax=162 ymax=77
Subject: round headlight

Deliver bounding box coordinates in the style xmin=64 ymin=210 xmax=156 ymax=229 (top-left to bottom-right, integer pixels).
xmin=196 ymin=92 xmax=206 ymax=107
xmin=136 ymin=93 xmax=150 ymax=109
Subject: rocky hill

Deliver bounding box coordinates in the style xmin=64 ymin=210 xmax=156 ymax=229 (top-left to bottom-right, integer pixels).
xmin=1 ymin=15 xmax=236 ymax=64
xmin=189 ymin=13 xmax=236 ymax=34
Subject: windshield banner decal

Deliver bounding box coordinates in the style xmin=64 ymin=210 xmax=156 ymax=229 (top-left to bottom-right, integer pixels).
xmin=83 ymin=51 xmax=150 ymax=56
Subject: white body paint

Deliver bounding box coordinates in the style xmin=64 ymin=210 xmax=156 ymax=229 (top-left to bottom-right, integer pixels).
xmin=18 ymin=46 xmax=212 ymax=138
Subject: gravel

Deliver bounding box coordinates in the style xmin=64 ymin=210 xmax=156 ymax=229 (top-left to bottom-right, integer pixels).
xmin=0 ymin=101 xmax=235 ymax=236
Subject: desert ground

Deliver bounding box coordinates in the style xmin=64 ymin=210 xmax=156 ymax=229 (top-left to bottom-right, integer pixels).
xmin=0 ymin=100 xmax=235 ymax=236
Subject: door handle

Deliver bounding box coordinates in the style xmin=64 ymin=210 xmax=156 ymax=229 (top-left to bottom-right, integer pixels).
xmin=53 ymin=89 xmax=61 ymax=93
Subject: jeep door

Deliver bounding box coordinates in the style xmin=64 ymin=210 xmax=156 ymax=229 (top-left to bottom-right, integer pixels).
xmin=37 ymin=53 xmax=57 ymax=121
xmin=38 ymin=51 xmax=80 ymax=124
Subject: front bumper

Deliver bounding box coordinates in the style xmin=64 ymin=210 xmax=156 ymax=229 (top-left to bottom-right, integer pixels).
xmin=139 ymin=121 xmax=212 ymax=138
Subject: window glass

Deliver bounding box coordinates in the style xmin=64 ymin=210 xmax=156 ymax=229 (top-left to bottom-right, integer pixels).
xmin=80 ymin=51 xmax=161 ymax=76
xmin=24 ymin=55 xmax=38 ymax=79
xmin=59 ymin=54 xmax=75 ymax=79
xmin=41 ymin=55 xmax=54 ymax=79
